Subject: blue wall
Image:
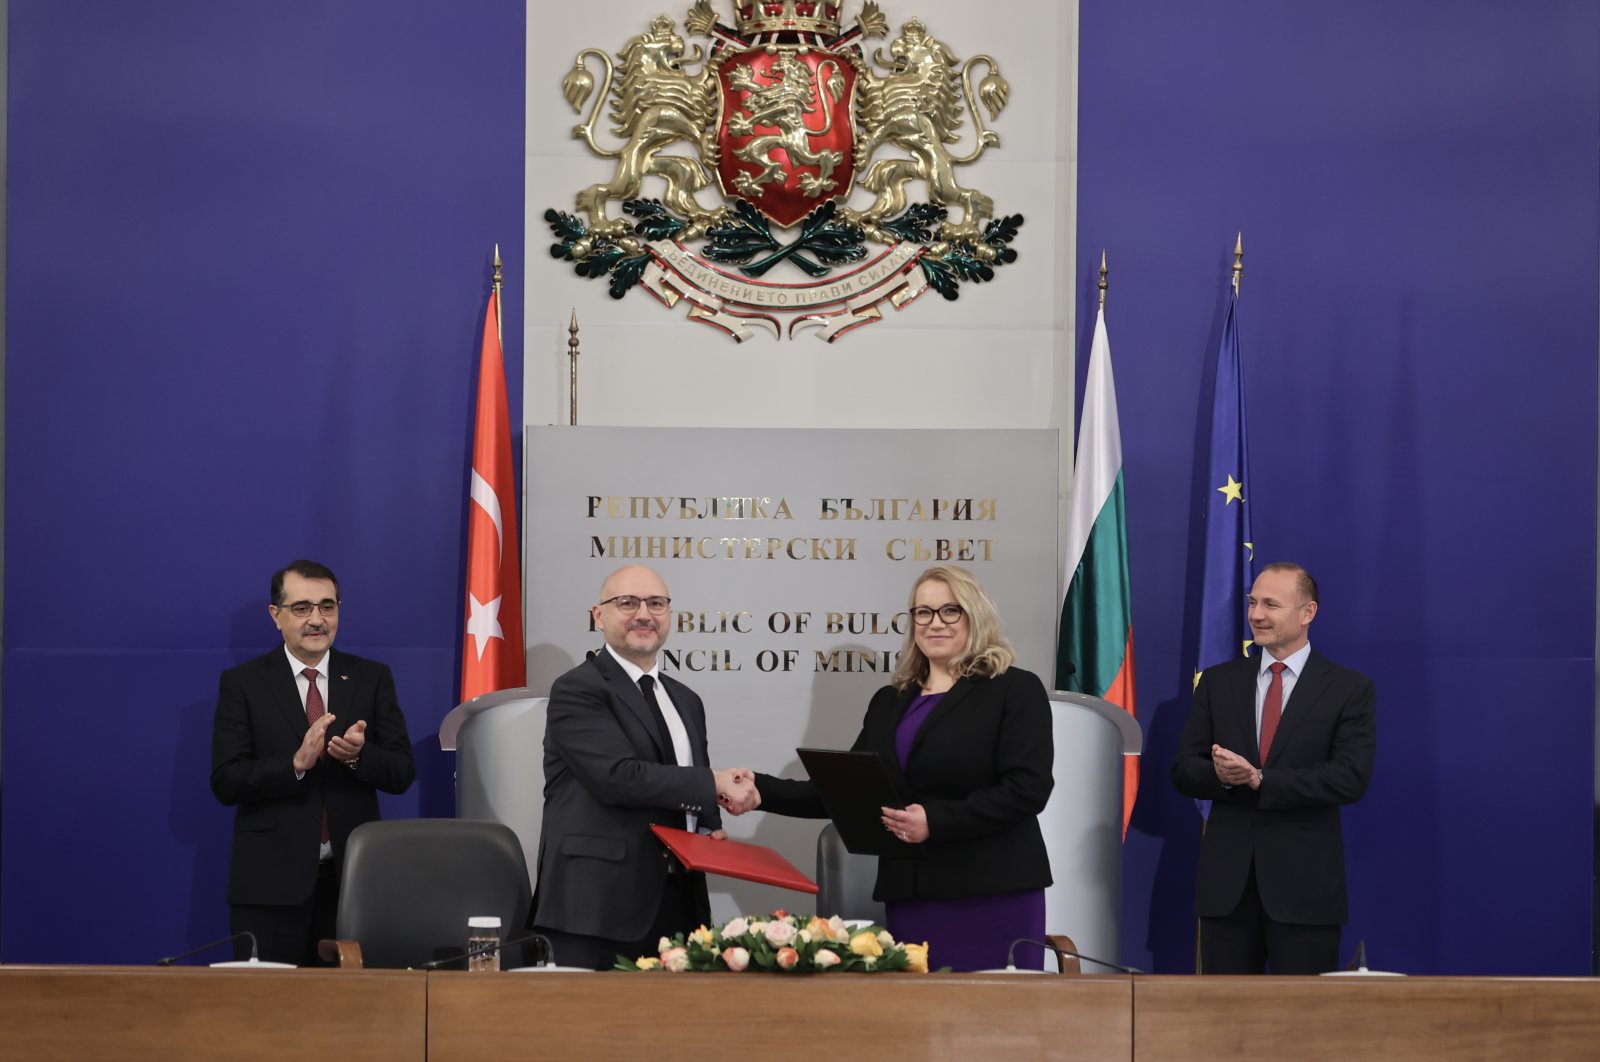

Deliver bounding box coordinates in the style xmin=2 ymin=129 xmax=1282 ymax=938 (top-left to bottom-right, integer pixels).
xmin=1081 ymin=1 xmax=1600 ymax=973
xmin=3 ymin=1 xmax=524 ymax=962
xmin=5 ymin=0 xmax=1596 ymax=974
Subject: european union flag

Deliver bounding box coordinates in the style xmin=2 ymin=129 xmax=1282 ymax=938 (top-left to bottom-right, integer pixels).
xmin=1193 ymin=284 xmax=1254 ymax=817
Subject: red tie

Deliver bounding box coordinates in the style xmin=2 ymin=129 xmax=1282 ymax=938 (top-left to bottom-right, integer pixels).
xmin=303 ymin=668 xmax=330 ymax=843
xmin=1259 ymin=661 xmax=1287 ymax=763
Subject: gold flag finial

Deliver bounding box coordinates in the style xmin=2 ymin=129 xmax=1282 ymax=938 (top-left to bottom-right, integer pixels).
xmin=1097 ymin=249 xmax=1108 ymax=309
xmin=492 ymin=244 xmax=504 ymax=344
xmin=1231 ymin=232 xmax=1243 ymax=297
xmin=568 ymin=310 xmax=581 ymax=426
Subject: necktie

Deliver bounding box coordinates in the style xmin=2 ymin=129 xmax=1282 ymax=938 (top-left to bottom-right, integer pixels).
xmin=1259 ymin=661 xmax=1287 ymax=763
xmin=636 ymin=674 xmax=674 ymax=763
xmin=303 ymin=668 xmax=330 ymax=843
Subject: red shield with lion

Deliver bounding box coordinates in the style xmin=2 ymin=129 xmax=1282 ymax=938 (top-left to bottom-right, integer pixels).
xmin=715 ymin=46 xmax=857 ymax=228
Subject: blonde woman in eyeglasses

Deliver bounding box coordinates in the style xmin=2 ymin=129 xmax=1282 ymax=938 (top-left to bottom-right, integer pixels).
xmin=755 ymin=565 xmax=1055 ymax=971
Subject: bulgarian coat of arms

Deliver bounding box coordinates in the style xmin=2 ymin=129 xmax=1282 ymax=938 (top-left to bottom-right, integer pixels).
xmin=546 ymin=1 xmax=1022 ymax=341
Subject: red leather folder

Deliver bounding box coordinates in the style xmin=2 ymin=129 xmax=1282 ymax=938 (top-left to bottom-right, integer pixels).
xmin=650 ymin=825 xmax=819 ymax=894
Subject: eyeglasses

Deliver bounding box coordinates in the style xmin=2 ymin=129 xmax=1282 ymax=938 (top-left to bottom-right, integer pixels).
xmin=598 ymin=595 xmax=671 ymax=615
xmin=275 ymin=599 xmax=340 ymax=618
xmin=910 ymin=604 xmax=965 ymax=625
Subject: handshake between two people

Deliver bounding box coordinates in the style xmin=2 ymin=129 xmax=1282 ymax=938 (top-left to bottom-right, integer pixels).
xmin=713 ymin=768 xmax=761 ymax=815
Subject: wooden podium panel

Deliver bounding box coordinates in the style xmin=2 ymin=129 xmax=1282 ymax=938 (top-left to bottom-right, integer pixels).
xmin=0 ymin=966 xmax=426 ymax=1062
xmin=1133 ymin=976 xmax=1600 ymax=1061
xmin=427 ymin=972 xmax=1133 ymax=1061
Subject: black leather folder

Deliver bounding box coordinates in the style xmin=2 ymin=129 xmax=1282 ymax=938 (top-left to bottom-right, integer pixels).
xmin=796 ymin=747 xmax=913 ymax=856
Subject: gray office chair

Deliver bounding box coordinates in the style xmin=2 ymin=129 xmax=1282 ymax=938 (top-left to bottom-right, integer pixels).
xmin=814 ymin=822 xmax=885 ymax=923
xmin=322 ymin=818 xmax=533 ymax=969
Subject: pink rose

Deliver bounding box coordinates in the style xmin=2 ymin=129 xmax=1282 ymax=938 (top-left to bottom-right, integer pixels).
xmin=723 ymin=946 xmax=750 ymax=972
xmin=662 ymin=947 xmax=689 ymax=972
xmin=814 ymin=948 xmax=841 ymax=969
xmin=764 ymin=920 xmax=798 ymax=947
xmin=775 ymin=946 xmax=799 ymax=970
xmin=722 ymin=917 xmax=750 ymax=939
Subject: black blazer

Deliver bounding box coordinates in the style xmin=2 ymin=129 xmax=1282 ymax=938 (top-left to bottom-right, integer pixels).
xmin=1171 ymin=650 xmax=1376 ymax=924
xmin=210 ymin=647 xmax=415 ymax=906
xmin=757 ymin=666 xmax=1054 ymax=902
xmin=532 ymin=649 xmax=721 ymax=942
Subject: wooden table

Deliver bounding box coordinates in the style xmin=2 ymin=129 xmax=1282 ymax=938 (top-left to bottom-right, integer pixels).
xmin=8 ymin=966 xmax=1600 ymax=1061
xmin=0 ymin=966 xmax=425 ymax=1062
xmin=1132 ymin=976 xmax=1600 ymax=1062
xmin=426 ymin=971 xmax=1133 ymax=1061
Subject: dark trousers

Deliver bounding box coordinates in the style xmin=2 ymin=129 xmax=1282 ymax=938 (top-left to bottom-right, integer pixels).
xmin=1199 ymin=862 xmax=1340 ymax=974
xmin=230 ymin=860 xmax=339 ymax=966
xmin=534 ymin=873 xmax=700 ymax=971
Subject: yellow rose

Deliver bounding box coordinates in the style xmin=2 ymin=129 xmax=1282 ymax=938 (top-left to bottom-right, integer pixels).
xmin=849 ymin=931 xmax=884 ymax=958
xmin=635 ymin=956 xmax=661 ymax=970
xmin=689 ymin=925 xmax=716 ymax=948
xmin=904 ymin=941 xmax=929 ymax=973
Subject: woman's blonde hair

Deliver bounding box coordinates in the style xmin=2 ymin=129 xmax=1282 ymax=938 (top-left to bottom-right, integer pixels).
xmin=891 ymin=565 xmax=1016 ymax=691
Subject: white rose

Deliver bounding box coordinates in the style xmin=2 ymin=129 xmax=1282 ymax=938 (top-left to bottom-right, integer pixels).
xmin=814 ymin=949 xmax=841 ymax=969
xmin=764 ymin=920 xmax=798 ymax=947
xmin=723 ymin=917 xmax=749 ymax=938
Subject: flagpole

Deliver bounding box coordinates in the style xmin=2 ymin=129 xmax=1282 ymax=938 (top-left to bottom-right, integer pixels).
xmin=493 ymin=244 xmax=504 ymax=342
xmin=1098 ymin=250 xmax=1108 ymax=309
xmin=567 ymin=311 xmax=580 ymax=426
xmin=1231 ymin=232 xmax=1243 ymax=297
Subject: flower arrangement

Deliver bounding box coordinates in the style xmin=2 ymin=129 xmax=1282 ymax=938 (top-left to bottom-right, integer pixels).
xmin=616 ymin=911 xmax=929 ymax=974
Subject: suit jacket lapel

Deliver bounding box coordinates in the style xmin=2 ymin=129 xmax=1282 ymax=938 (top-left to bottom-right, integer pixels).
xmin=268 ymin=650 xmax=310 ymax=741
xmin=1215 ymin=657 xmax=1264 ymax=763
xmin=905 ymin=677 xmax=977 ymax=764
xmin=324 ymin=650 xmax=350 ymax=733
xmin=591 ymin=649 xmax=669 ymax=760
xmin=662 ymin=675 xmax=707 ymax=767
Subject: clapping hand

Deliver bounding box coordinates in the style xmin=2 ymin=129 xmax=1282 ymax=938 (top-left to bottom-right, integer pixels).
xmin=715 ymin=768 xmax=761 ymax=815
xmin=327 ymin=719 xmax=366 ymax=764
xmin=1211 ymin=744 xmax=1261 ymax=789
xmin=292 ymin=713 xmax=335 ymax=773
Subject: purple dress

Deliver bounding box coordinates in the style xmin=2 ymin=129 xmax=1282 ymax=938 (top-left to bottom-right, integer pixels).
xmin=884 ymin=692 xmax=1048 ymax=972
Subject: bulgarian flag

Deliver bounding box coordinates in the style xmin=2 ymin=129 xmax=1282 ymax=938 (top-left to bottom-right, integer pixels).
xmin=1058 ymin=303 xmax=1137 ymax=836
xmin=459 ymin=283 xmax=526 ymax=703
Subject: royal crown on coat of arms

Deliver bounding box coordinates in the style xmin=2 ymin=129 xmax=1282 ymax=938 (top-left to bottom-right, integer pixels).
xmin=545 ymin=0 xmax=1023 ymax=341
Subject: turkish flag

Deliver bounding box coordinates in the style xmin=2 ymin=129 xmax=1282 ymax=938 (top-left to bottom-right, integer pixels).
xmin=459 ymin=289 xmax=525 ymax=703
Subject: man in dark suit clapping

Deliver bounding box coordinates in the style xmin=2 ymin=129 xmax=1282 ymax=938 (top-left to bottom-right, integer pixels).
xmin=1172 ymin=561 xmax=1376 ymax=974
xmin=210 ymin=560 xmax=415 ymax=965
xmin=531 ymin=564 xmax=758 ymax=970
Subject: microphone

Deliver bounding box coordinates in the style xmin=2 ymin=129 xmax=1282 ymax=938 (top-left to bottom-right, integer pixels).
xmin=1058 ymin=661 xmax=1077 ymax=677
xmin=413 ymin=931 xmax=555 ymax=970
xmin=157 ymin=931 xmax=259 ymax=966
xmin=1006 ymin=937 xmax=1143 ymax=975
xmin=1346 ymin=939 xmax=1368 ymax=972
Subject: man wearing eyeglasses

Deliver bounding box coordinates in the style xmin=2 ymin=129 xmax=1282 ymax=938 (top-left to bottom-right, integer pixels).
xmin=210 ymin=559 xmax=415 ymax=965
xmin=531 ymin=564 xmax=759 ymax=970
